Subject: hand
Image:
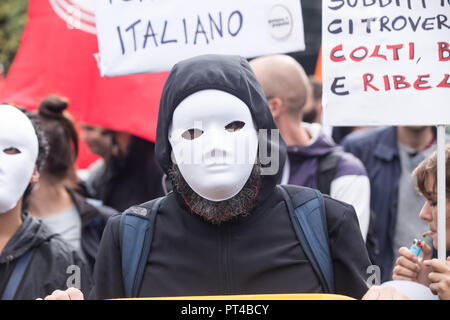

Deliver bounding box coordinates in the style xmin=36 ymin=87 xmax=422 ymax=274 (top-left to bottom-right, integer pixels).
xmin=392 ymin=242 xmax=432 ymax=286
xmin=423 ymin=257 xmax=450 ymax=300
xmin=362 ymin=285 xmax=410 ymax=300
xmin=37 ymin=287 xmax=84 ymax=300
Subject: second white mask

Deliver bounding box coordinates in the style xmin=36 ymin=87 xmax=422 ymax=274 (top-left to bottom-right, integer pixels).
xmin=0 ymin=105 xmax=39 ymax=213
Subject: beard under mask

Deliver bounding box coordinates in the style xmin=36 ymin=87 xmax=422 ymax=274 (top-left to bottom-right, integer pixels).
xmin=168 ymin=163 xmax=261 ymax=225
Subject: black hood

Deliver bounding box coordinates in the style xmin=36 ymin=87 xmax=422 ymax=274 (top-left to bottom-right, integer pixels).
xmin=155 ymin=54 xmax=286 ymax=203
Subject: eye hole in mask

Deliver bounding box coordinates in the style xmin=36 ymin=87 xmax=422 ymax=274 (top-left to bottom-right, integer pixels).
xmin=3 ymin=147 xmax=21 ymax=155
xmin=181 ymin=128 xmax=204 ymax=140
xmin=225 ymin=121 xmax=245 ymax=132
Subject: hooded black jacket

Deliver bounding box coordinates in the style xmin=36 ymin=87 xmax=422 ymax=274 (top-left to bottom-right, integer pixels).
xmin=0 ymin=213 xmax=93 ymax=299
xmin=89 ymin=55 xmax=371 ymax=300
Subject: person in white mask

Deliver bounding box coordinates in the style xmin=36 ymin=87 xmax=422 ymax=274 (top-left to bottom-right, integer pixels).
xmin=168 ymin=89 xmax=260 ymax=224
xmin=0 ymin=105 xmax=40 ymax=214
xmin=0 ymin=104 xmax=92 ymax=300
xmin=43 ymin=54 xmax=382 ymax=301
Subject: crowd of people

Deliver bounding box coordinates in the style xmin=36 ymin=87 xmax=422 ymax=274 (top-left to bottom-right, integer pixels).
xmin=0 ymin=53 xmax=449 ymax=301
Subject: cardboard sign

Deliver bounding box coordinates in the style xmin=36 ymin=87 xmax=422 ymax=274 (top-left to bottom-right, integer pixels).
xmin=322 ymin=0 xmax=450 ymax=126
xmin=95 ymin=0 xmax=305 ymax=76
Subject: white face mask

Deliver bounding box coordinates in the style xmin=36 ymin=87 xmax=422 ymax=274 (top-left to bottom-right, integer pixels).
xmin=0 ymin=105 xmax=39 ymax=213
xmin=169 ymin=90 xmax=258 ymax=202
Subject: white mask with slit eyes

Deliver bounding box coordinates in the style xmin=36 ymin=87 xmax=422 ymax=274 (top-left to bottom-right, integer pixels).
xmin=169 ymin=89 xmax=259 ymax=202
xmin=0 ymin=105 xmax=39 ymax=213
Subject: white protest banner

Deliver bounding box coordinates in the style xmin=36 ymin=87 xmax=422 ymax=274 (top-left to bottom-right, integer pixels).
xmin=94 ymin=0 xmax=305 ymax=76
xmin=322 ymin=0 xmax=450 ymax=126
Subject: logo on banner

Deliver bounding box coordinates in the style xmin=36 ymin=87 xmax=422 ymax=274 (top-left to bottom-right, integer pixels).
xmin=49 ymin=0 xmax=96 ymax=34
xmin=267 ymin=4 xmax=293 ymax=40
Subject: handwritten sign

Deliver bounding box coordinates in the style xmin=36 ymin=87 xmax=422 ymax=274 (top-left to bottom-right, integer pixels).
xmin=322 ymin=0 xmax=450 ymax=126
xmin=94 ymin=0 xmax=305 ymax=76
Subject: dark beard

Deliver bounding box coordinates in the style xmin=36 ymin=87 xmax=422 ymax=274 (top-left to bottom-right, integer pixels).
xmin=302 ymin=108 xmax=318 ymax=124
xmin=168 ymin=163 xmax=261 ymax=225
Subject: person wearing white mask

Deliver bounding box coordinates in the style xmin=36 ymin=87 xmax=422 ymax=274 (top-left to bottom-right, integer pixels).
xmin=0 ymin=104 xmax=92 ymax=300
xmin=43 ymin=54 xmax=375 ymax=300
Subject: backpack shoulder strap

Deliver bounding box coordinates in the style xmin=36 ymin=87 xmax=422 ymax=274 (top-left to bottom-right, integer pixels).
xmin=120 ymin=197 xmax=164 ymax=298
xmin=2 ymin=248 xmax=35 ymax=300
xmin=317 ymin=148 xmax=343 ymax=195
xmin=277 ymin=184 xmax=335 ymax=293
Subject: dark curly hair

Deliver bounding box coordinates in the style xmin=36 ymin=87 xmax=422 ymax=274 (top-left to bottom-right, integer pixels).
xmin=32 ymin=95 xmax=79 ymax=182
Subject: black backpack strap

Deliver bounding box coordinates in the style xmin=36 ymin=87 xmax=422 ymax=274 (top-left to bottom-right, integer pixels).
xmin=120 ymin=197 xmax=164 ymax=298
xmin=277 ymin=185 xmax=334 ymax=293
xmin=317 ymin=148 xmax=343 ymax=195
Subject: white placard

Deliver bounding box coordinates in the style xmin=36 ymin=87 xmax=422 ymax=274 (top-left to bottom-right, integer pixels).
xmin=94 ymin=0 xmax=305 ymax=76
xmin=322 ymin=0 xmax=450 ymax=126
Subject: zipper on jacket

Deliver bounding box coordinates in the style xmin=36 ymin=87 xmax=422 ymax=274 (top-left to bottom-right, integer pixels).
xmin=219 ymin=225 xmax=232 ymax=294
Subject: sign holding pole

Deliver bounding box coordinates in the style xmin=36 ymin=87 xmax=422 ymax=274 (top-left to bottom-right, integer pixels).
xmin=437 ymin=125 xmax=447 ymax=262
xmin=95 ymin=0 xmax=306 ymax=76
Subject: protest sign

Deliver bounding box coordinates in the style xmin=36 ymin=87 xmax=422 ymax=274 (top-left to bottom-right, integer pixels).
xmin=322 ymin=0 xmax=450 ymax=126
xmin=94 ymin=0 xmax=305 ymax=75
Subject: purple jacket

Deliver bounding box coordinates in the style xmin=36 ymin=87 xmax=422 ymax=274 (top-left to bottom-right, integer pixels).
xmin=279 ymin=124 xmax=368 ymax=189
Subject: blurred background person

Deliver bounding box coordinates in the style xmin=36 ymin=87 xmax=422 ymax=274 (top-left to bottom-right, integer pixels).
xmin=79 ymin=123 xmax=166 ymax=212
xmin=392 ymin=144 xmax=450 ymax=300
xmin=250 ymin=54 xmax=370 ymax=241
xmin=302 ymin=75 xmax=323 ymax=125
xmin=342 ymin=126 xmax=450 ymax=282
xmin=301 ymin=75 xmax=368 ymax=144
xmin=0 ymin=104 xmax=92 ymax=299
xmin=80 ymin=124 xmax=113 ymax=162
xmin=77 ymin=123 xmax=113 ymax=193
xmin=27 ymin=96 xmax=116 ymax=271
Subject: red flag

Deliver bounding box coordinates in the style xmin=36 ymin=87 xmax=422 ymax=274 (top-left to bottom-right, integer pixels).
xmin=0 ymin=0 xmax=169 ymax=169
xmin=0 ymin=64 xmax=4 ymax=96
